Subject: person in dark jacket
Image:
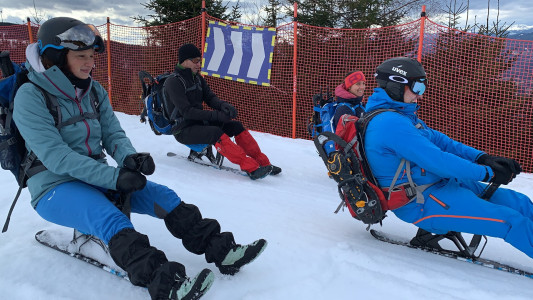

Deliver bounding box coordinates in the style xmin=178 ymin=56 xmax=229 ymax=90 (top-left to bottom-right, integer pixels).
xmin=364 ymin=57 xmax=533 ymax=258
xmin=332 ymin=70 xmax=366 ymax=129
xmin=13 ymin=17 xmax=267 ymax=300
xmin=163 ymin=43 xmax=281 ymax=180
xmin=321 ymin=70 xmax=367 ymax=155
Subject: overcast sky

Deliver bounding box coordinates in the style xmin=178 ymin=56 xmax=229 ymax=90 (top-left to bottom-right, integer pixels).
xmin=1 ymin=0 xmax=532 ymax=30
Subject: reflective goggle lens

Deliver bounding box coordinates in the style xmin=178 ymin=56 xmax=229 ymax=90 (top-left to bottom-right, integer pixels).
xmin=38 ymin=24 xmax=105 ymax=55
xmin=410 ymin=79 xmax=426 ymax=95
xmin=56 ymin=24 xmax=103 ymax=52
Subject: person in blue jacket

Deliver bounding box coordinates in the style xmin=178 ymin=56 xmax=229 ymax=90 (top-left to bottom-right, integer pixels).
xmin=364 ymin=57 xmax=533 ymax=258
xmin=13 ymin=17 xmax=266 ymax=300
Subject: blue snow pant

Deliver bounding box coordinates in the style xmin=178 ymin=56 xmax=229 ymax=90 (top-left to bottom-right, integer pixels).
xmin=392 ymin=179 xmax=533 ymax=258
xmin=35 ymin=180 xmax=182 ymax=244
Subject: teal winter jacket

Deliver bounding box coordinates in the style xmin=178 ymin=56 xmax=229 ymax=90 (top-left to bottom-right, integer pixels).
xmin=13 ymin=43 xmax=136 ymax=207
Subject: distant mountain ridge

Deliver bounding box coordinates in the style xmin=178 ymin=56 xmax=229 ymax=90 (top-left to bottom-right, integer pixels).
xmin=507 ymin=28 xmax=533 ymax=41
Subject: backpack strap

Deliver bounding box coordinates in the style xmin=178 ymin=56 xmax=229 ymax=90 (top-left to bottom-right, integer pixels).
xmin=168 ymin=73 xmax=188 ymax=120
xmin=44 ymin=85 xmax=100 ymax=130
xmin=361 ymin=110 xmax=435 ymax=205
xmin=336 ymin=102 xmax=363 ymax=116
xmin=1 ymin=185 xmax=23 ymax=232
xmin=166 ymin=72 xmax=198 ymax=122
xmin=2 ymin=150 xmax=42 ymax=233
xmin=0 ymin=107 xmax=16 ymax=151
xmin=22 ymin=83 xmax=102 ymax=179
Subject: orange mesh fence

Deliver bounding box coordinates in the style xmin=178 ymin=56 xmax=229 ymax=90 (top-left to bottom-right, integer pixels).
xmin=1 ymin=16 xmax=532 ymax=172
xmin=421 ymin=19 xmax=533 ymax=173
xmin=0 ymin=22 xmax=37 ymax=73
xmin=94 ymin=18 xmax=203 ymax=115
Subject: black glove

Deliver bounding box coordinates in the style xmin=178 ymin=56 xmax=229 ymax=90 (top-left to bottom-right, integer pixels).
xmin=211 ymin=110 xmax=231 ymax=123
xmin=116 ymin=168 xmax=147 ymax=194
xmin=487 ymin=162 xmax=516 ymax=185
xmin=220 ymin=102 xmax=237 ymax=119
xmin=477 ymin=154 xmax=522 ymax=176
xmin=123 ymin=152 xmax=155 ymax=175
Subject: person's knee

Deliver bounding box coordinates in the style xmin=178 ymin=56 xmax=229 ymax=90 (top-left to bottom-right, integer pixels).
xmin=101 ymin=213 xmax=135 ymax=244
xmin=177 ymin=126 xmax=223 ymax=145
xmin=224 ymin=121 xmax=245 ymax=137
xmin=206 ymin=127 xmax=224 ymax=144
xmin=143 ymin=181 xmax=182 ymax=219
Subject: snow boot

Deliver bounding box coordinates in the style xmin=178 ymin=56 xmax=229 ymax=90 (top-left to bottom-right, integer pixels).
xmin=269 ymin=165 xmax=282 ymax=175
xmin=187 ymin=146 xmax=219 ymax=165
xmin=215 ymin=239 xmax=268 ymax=275
xmin=246 ymin=165 xmax=272 ymax=180
xmin=167 ymin=268 xmax=215 ymax=300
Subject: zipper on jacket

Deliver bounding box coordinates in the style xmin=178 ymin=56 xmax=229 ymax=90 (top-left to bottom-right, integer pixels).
xmin=74 ymin=89 xmax=93 ymax=156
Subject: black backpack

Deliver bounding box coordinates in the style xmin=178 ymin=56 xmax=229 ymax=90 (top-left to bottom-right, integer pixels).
xmin=139 ymin=70 xmax=176 ymax=135
xmin=138 ymin=70 xmax=199 ymax=136
xmin=0 ymin=51 xmax=100 ymax=232
xmin=313 ymin=110 xmax=389 ymax=226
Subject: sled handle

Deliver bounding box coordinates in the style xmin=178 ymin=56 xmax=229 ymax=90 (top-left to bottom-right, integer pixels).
xmin=480 ymin=182 xmax=500 ymax=201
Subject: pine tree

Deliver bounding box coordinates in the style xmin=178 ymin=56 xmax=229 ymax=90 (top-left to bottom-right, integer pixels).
xmin=264 ymin=0 xmax=282 ymax=28
xmin=283 ymin=0 xmax=425 ymax=29
xmin=134 ymin=0 xmax=241 ymax=26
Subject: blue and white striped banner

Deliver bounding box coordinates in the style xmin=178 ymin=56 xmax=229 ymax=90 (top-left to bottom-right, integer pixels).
xmin=201 ymin=21 xmax=276 ymax=86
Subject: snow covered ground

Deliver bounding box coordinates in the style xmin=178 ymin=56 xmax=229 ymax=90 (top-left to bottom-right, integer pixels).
xmin=1 ymin=112 xmax=532 ymax=300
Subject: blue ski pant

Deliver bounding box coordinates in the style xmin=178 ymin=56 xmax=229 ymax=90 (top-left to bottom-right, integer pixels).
xmin=35 ymin=180 xmax=182 ymax=244
xmin=392 ymin=179 xmax=533 ymax=258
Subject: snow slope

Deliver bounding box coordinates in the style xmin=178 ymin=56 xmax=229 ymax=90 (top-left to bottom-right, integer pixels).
xmin=1 ymin=112 xmax=532 ymax=300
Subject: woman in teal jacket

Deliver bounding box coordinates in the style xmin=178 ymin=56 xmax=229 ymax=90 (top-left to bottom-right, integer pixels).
xmin=364 ymin=57 xmax=533 ymax=258
xmin=13 ymin=17 xmax=266 ymax=300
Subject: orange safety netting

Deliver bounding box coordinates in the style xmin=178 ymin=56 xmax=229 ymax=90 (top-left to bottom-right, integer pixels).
xmin=1 ymin=16 xmax=532 ymax=172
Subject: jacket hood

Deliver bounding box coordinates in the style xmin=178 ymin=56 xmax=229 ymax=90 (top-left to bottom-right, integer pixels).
xmin=24 ymin=43 xmax=91 ymax=100
xmin=366 ymin=88 xmax=419 ymax=116
xmin=25 ymin=43 xmax=47 ymax=73
xmin=334 ymin=83 xmax=362 ymax=104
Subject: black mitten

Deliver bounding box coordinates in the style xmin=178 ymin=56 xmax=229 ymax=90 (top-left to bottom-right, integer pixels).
xmin=489 ymin=162 xmax=515 ymax=185
xmin=220 ymin=102 xmax=237 ymax=119
xmin=116 ymin=169 xmax=147 ymax=194
xmin=211 ymin=110 xmax=231 ymax=123
xmin=123 ymin=153 xmax=155 ymax=175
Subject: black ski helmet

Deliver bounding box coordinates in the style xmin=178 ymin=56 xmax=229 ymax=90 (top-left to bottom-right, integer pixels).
xmin=37 ymin=17 xmax=105 ymax=55
xmin=374 ymin=57 xmax=426 ymax=102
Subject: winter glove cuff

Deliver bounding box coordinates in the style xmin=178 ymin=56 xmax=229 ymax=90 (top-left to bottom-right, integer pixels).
xmin=476 ymin=154 xmax=489 ymax=165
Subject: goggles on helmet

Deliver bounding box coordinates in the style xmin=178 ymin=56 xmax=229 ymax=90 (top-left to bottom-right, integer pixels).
xmin=39 ymin=24 xmax=104 ymax=55
xmin=409 ymin=78 xmax=426 ymax=95
xmin=375 ymin=71 xmax=426 ymax=96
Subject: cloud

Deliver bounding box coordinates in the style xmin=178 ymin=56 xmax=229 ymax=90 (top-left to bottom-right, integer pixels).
xmin=1 ymin=0 xmax=532 ymax=29
xmin=1 ymin=0 xmax=145 ymax=26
